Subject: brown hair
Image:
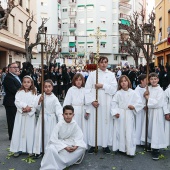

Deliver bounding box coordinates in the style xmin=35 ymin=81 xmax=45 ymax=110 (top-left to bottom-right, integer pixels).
xmin=72 ymin=73 xmax=85 ymax=87
xmin=19 ymin=76 xmax=37 ymax=95
xmin=44 ymin=79 xmax=54 ymax=87
xmin=118 ymin=75 xmax=132 ymax=90
xmin=98 ymin=56 xmax=108 ymax=63
xmin=149 ymin=72 xmax=158 ymax=79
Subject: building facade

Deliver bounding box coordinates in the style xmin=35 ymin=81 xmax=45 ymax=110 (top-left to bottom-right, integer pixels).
xmin=0 ymin=0 xmax=37 ymax=69
xmin=32 ymin=0 xmax=61 ymax=68
xmin=60 ymin=0 xmax=147 ymax=68
xmin=154 ymin=0 xmax=170 ymax=67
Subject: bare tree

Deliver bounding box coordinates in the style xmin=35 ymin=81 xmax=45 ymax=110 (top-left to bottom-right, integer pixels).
xmin=24 ymin=18 xmax=48 ymax=62
xmin=0 ymin=0 xmax=18 ymax=30
xmin=119 ymin=7 xmax=155 ymax=66
xmin=45 ymin=35 xmax=62 ymax=67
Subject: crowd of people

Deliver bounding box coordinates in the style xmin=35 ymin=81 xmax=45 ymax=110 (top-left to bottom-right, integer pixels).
xmin=0 ymin=58 xmax=170 ymax=169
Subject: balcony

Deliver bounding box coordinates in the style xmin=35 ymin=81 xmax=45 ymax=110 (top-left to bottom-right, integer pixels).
xmin=58 ymin=23 xmax=61 ymax=28
xmin=69 ymin=23 xmax=77 ymax=28
xmin=69 ymin=0 xmax=76 ymax=6
xmin=120 ymin=13 xmax=130 ymax=20
xmin=58 ymin=0 xmax=61 ymax=4
xmin=68 ymin=11 xmax=77 ymax=17
xmin=119 ymin=2 xmax=131 ymax=10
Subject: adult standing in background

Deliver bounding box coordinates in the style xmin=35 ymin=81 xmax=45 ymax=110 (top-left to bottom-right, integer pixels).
xmin=3 ymin=63 xmax=21 ymax=140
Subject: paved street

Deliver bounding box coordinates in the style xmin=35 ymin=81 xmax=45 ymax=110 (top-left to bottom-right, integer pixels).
xmin=0 ymin=99 xmax=170 ymax=170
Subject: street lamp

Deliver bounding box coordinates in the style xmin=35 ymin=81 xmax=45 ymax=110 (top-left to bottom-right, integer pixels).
xmin=143 ymin=23 xmax=154 ymax=152
xmin=39 ymin=26 xmax=47 ymax=155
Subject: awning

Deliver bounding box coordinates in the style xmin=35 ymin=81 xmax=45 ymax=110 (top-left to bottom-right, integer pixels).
xmin=69 ymin=42 xmax=75 ymax=47
xmin=78 ymin=42 xmax=85 ymax=44
xmin=61 ymin=52 xmax=69 ymax=55
xmin=101 ymin=42 xmax=107 ymax=44
xmin=77 ymin=5 xmax=85 ymax=7
xmin=120 ymin=19 xmax=130 ymax=26
xmin=78 ymin=53 xmax=85 ymax=56
xmin=87 ymin=29 xmax=94 ymax=31
xmin=69 ymin=28 xmax=76 ymax=31
xmin=86 ymin=4 xmax=94 ymax=6
xmin=100 ymin=29 xmax=106 ymax=32
xmin=87 ymin=41 xmax=93 ymax=43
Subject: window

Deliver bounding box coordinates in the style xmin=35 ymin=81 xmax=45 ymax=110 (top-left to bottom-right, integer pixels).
xmin=100 ymin=5 xmax=106 ymax=11
xmin=9 ymin=15 xmax=15 ymax=34
xmin=79 ymin=44 xmax=85 ymax=48
xmin=101 ymin=18 xmax=106 ymax=24
xmin=63 ymin=32 xmax=67 ymax=36
xmin=87 ymin=43 xmax=93 ymax=48
xmin=62 ymin=43 xmax=68 ymax=48
xmin=62 ymin=19 xmax=68 ymax=24
xmin=100 ymin=42 xmax=106 ymax=48
xmin=87 ymin=18 xmax=93 ymax=23
xmin=19 ymin=20 xmax=23 ymax=38
xmin=114 ymin=55 xmax=117 ymax=60
xmin=78 ymin=19 xmax=84 ymax=24
xmin=78 ymin=31 xmax=84 ymax=36
xmin=158 ymin=17 xmax=162 ymax=41
xmin=62 ymin=8 xmax=67 ymax=12
xmin=77 ymin=6 xmax=85 ymax=12
xmin=86 ymin=6 xmax=94 ymax=11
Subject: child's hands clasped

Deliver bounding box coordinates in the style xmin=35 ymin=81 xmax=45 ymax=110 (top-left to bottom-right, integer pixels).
xmin=22 ymin=106 xmax=32 ymax=113
xmin=128 ymin=105 xmax=135 ymax=110
xmin=115 ymin=113 xmax=120 ymax=118
xmin=65 ymin=146 xmax=78 ymax=152
xmin=165 ymin=114 xmax=170 ymax=121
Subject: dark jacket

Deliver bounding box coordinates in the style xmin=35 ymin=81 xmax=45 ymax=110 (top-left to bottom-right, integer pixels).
xmin=3 ymin=73 xmax=21 ymax=106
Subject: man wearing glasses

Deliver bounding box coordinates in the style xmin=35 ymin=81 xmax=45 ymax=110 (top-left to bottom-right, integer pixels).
xmin=3 ymin=63 xmax=21 ymax=140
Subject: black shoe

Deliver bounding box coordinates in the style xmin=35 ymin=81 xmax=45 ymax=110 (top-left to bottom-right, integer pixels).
xmin=152 ymin=149 xmax=159 ymax=160
xmin=103 ymin=147 xmax=111 ymax=154
xmin=33 ymin=153 xmax=43 ymax=159
xmin=13 ymin=151 xmax=22 ymax=158
xmin=147 ymin=144 xmax=152 ymax=152
xmin=88 ymin=147 xmax=95 ymax=154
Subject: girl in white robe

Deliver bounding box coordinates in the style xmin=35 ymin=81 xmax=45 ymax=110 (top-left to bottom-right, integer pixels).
xmin=63 ymin=73 xmax=88 ymax=142
xmin=10 ymin=76 xmax=39 ymax=157
xmin=141 ymin=73 xmax=167 ymax=160
xmin=33 ymin=79 xmax=63 ymax=157
xmin=134 ymin=74 xmax=146 ymax=145
xmin=163 ymin=85 xmax=170 ymax=146
xmin=40 ymin=105 xmax=86 ymax=170
xmin=111 ymin=75 xmax=143 ymax=156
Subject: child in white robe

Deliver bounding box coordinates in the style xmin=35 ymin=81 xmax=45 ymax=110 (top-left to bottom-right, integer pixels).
xmin=111 ymin=75 xmax=143 ymax=156
xmin=163 ymin=85 xmax=170 ymax=146
xmin=40 ymin=105 xmax=87 ymax=170
xmin=10 ymin=75 xmax=40 ymax=157
xmin=33 ymin=79 xmax=63 ymax=158
xmin=63 ymin=73 xmax=89 ymax=142
xmin=142 ymin=72 xmax=167 ymax=160
xmin=135 ymin=74 xmax=147 ymax=145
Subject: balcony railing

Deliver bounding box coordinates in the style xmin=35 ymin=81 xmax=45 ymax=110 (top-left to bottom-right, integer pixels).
xmin=120 ymin=13 xmax=130 ymax=19
xmin=58 ymin=23 xmax=61 ymax=28
xmin=119 ymin=2 xmax=131 ymax=9
xmin=68 ymin=11 xmax=77 ymax=17
xmin=69 ymin=23 xmax=77 ymax=28
xmin=69 ymin=0 xmax=76 ymax=5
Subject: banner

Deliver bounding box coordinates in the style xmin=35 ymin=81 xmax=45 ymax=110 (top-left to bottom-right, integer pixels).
xmin=121 ymin=60 xmax=130 ymax=67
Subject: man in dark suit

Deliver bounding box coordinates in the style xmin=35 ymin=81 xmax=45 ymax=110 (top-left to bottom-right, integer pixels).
xmin=3 ymin=63 xmax=21 ymax=140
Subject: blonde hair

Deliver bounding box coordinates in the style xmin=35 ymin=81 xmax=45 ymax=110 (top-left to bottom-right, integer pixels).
xmin=19 ymin=76 xmax=37 ymax=95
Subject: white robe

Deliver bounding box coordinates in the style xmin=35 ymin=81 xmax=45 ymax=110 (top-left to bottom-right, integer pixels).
xmin=10 ymin=90 xmax=39 ymax=154
xmin=141 ymin=85 xmax=167 ymax=149
xmin=85 ymin=69 xmax=117 ymax=147
xmin=40 ymin=119 xmax=87 ymax=170
xmin=134 ymin=85 xmax=146 ymax=145
xmin=111 ymin=89 xmax=144 ymax=156
xmin=164 ymin=85 xmax=170 ymax=146
xmin=33 ymin=93 xmax=63 ymax=154
xmin=63 ymin=86 xmax=88 ymax=143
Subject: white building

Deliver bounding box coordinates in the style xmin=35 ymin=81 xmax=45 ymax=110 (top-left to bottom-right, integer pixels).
xmin=32 ymin=0 xmax=61 ymax=68
xmin=60 ymin=0 xmax=147 ymax=68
